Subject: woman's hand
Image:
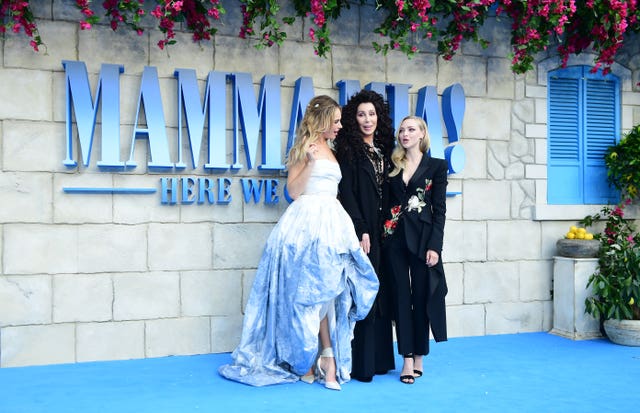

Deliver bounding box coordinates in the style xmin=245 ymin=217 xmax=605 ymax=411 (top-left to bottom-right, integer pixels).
xmin=360 ymin=233 xmax=371 ymax=254
xmin=306 ymin=143 xmax=317 ymax=163
xmin=426 ymin=250 xmax=439 ymax=267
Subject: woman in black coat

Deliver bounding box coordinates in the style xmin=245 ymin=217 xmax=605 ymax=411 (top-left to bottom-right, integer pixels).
xmin=382 ymin=115 xmax=448 ymax=384
xmin=334 ymin=90 xmax=396 ymax=382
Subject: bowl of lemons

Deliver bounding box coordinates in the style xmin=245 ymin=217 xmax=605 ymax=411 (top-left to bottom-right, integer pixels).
xmin=556 ymin=226 xmax=600 ymax=258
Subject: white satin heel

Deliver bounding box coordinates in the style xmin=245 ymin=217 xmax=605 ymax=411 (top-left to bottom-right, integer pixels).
xmin=316 ymin=347 xmax=341 ymax=391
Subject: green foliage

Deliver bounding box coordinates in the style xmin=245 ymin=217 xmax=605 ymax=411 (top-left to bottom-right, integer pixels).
xmin=605 ymin=125 xmax=640 ymax=201
xmin=582 ymin=201 xmax=640 ymax=320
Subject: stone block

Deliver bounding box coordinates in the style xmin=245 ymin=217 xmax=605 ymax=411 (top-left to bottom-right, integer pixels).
xmin=214 ymin=36 xmax=279 ymax=80
xmin=525 ymin=123 xmax=547 ymax=139
xmin=213 ymin=223 xmax=273 ymax=269
xmin=443 ymin=220 xmax=487 ymax=263
xmin=113 ymin=272 xmax=180 ymax=320
xmin=0 ymin=324 xmax=75 ymax=367
xmin=77 ymin=321 xmax=145 ymax=362
xmin=359 ymin=3 xmax=387 ymax=48
xmin=181 ymin=270 xmax=242 ymax=317
xmin=487 ymin=141 xmax=509 ymax=180
xmin=463 ymin=98 xmax=511 ymax=140
xmin=178 ymin=177 xmax=245 ymax=224
xmin=4 ymin=224 xmax=78 ymax=275
xmin=79 ymin=26 xmax=149 ymax=75
xmin=117 ymin=75 xmax=151 ymax=127
xmin=0 ymin=275 xmax=52 ymax=327
xmin=148 ymin=223 xmax=213 ymax=271
xmin=438 ymin=56 xmax=487 ymax=97
xmin=525 ymin=164 xmax=547 ymax=179
xmin=488 ymin=220 xmax=542 ymax=260
xmin=444 ymin=263 xmax=463 ymax=306
xmin=519 ymin=260 xmax=553 ymax=301
xmin=149 ymin=31 xmax=214 ymax=78
xmin=486 ymin=301 xmax=545 ymax=334
xmin=211 ymin=315 xmax=243 ymax=353
xmin=4 ymin=21 xmax=77 ymax=71
xmin=279 ymin=41 xmax=332 ymax=89
xmin=145 ymin=317 xmax=210 ymax=357
xmin=331 ymin=47 xmax=386 ymax=89
xmin=113 ymin=175 xmax=181 ymax=224
xmin=464 ymin=261 xmax=520 ymax=304
xmin=487 ymin=58 xmax=515 ymax=99
xmin=53 ymin=274 xmax=113 ymax=323
xmin=0 ymin=68 xmax=51 ymax=121
xmin=513 ymin=99 xmax=535 ymax=127
xmin=535 ymin=98 xmax=547 ymax=124
xmin=53 ymin=174 xmax=114 ymax=223
xmin=78 ymin=225 xmax=147 ymax=273
xmin=330 ymin=5 xmax=359 ymax=47
xmin=462 ymin=180 xmax=510 ymax=220
xmin=454 ymin=139 xmax=486 ymax=180
xmin=446 ymin=304 xmax=485 ymax=338
xmin=213 ymin=1 xmax=243 ymax=37
xmin=0 ymin=172 xmax=53 ymax=223
xmin=386 ymin=52 xmax=438 ymax=92
xmin=242 ymin=199 xmax=286 ymax=223
xmin=465 ymin=17 xmax=512 ymax=58
xmin=534 ymin=138 xmax=547 ymax=165
xmin=3 ymin=121 xmax=66 ymax=172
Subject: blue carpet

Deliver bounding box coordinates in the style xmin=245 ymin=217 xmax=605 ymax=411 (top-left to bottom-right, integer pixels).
xmin=1 ymin=333 xmax=638 ymax=413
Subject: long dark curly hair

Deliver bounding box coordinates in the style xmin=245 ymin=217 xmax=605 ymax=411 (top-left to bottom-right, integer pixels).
xmin=334 ymin=90 xmax=395 ymax=163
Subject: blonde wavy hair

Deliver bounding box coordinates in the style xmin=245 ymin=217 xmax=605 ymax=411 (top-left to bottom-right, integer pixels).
xmin=389 ymin=115 xmax=430 ymax=177
xmin=286 ymin=95 xmax=340 ymax=167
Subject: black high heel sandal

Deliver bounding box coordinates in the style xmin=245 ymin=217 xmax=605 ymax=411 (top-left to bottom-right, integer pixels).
xmin=400 ymin=354 xmax=415 ymax=384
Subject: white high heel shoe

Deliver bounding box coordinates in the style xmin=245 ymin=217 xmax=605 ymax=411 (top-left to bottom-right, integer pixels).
xmin=300 ymin=370 xmax=315 ymax=384
xmin=316 ymin=347 xmax=341 ymax=391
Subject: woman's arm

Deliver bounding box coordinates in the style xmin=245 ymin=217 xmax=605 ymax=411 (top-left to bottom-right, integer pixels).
xmin=286 ymin=150 xmax=315 ymax=200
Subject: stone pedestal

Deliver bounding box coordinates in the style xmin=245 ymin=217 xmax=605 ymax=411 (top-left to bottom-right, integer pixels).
xmin=551 ymin=256 xmax=602 ymax=340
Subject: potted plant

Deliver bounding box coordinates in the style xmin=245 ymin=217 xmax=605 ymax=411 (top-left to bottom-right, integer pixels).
xmin=581 ymin=125 xmax=640 ymax=346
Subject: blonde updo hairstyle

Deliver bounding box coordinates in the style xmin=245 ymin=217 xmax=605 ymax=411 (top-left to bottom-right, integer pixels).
xmin=389 ymin=115 xmax=430 ymax=177
xmin=286 ymin=95 xmax=340 ymax=167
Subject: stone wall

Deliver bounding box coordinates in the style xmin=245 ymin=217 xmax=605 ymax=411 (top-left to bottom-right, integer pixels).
xmin=1 ymin=0 xmax=639 ymax=367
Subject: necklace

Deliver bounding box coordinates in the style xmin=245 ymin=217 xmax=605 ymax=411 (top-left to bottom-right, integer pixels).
xmin=366 ymin=144 xmax=384 ymax=198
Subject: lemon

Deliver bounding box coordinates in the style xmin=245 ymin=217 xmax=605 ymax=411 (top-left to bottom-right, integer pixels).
xmin=584 ymin=233 xmax=594 ymax=240
xmin=566 ymin=232 xmax=576 ymax=239
xmin=577 ymin=227 xmax=587 ymax=235
xmin=569 ymin=225 xmax=578 ymax=233
xmin=630 ymin=297 xmax=635 ymax=305
xmin=575 ymin=232 xmax=585 ymax=239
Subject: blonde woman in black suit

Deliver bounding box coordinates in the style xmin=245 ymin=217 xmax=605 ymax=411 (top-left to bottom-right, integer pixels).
xmin=382 ymin=116 xmax=448 ymax=385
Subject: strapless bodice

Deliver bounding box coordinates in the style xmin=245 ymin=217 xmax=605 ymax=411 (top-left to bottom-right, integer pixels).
xmin=301 ymin=159 xmax=341 ymax=197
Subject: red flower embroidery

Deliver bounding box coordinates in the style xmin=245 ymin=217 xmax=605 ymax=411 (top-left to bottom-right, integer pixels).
xmin=383 ymin=205 xmax=403 ymax=238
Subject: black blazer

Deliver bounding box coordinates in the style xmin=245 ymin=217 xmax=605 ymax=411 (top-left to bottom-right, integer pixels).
xmin=338 ymin=154 xmax=383 ymax=267
xmin=338 ymin=152 xmax=392 ymax=315
xmin=385 ymin=155 xmax=448 ymax=259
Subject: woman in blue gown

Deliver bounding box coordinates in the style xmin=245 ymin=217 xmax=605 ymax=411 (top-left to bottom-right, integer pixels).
xmin=218 ymin=95 xmax=379 ymax=390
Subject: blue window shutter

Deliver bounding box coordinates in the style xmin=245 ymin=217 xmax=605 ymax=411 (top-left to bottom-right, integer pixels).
xmin=584 ymin=73 xmax=619 ymax=203
xmin=548 ymin=69 xmax=582 ymax=204
xmin=547 ymin=66 xmax=620 ymax=205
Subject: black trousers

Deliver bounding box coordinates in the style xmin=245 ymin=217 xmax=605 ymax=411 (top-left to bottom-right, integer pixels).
xmin=350 ymin=309 xmax=396 ymax=379
xmin=386 ymin=235 xmax=431 ymax=357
